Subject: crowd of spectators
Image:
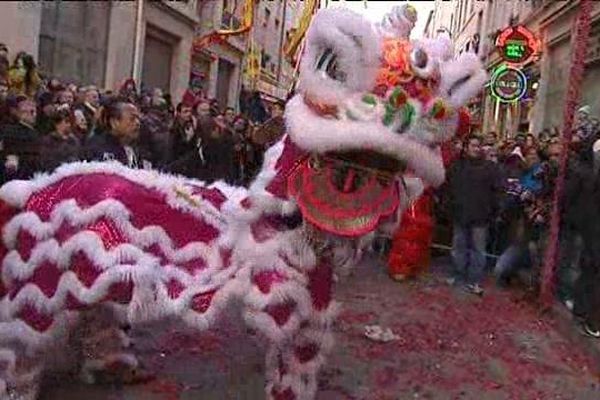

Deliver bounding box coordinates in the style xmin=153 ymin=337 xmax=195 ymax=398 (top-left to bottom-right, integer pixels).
xmin=2 ymin=47 xmax=600 ymax=341
xmin=442 ymin=107 xmax=600 ymax=338
xmin=0 ymin=49 xmax=286 ymax=190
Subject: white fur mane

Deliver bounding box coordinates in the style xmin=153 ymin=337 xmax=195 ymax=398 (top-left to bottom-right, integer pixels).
xmin=287 ymin=7 xmax=487 ymax=188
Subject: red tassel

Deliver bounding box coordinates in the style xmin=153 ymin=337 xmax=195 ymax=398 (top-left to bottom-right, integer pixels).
xmin=387 ymin=192 xmax=434 ymax=278
xmin=456 ymin=108 xmax=471 ymax=140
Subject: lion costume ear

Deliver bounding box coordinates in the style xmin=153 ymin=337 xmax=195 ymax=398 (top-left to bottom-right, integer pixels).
xmin=297 ymin=8 xmax=380 ymax=105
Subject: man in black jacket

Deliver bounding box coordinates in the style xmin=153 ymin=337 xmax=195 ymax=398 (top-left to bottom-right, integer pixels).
xmin=138 ymin=103 xmax=172 ymax=169
xmin=448 ymin=135 xmax=503 ymax=295
xmin=168 ymin=102 xmax=210 ymax=179
xmin=84 ymin=99 xmax=147 ymax=169
xmin=569 ymin=153 xmax=600 ymax=337
xmin=0 ymin=96 xmax=40 ymax=183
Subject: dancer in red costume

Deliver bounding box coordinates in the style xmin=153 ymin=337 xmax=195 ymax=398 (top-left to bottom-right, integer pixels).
xmin=388 ymin=187 xmax=434 ymax=281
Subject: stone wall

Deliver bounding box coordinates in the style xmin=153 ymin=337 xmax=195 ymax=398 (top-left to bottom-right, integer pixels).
xmin=0 ymin=2 xmax=42 ymax=62
xmin=104 ymin=3 xmax=136 ymax=92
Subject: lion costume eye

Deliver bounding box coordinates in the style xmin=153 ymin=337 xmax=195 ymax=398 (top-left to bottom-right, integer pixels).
xmin=316 ymin=48 xmax=347 ymax=83
xmin=410 ymin=48 xmax=429 ymax=70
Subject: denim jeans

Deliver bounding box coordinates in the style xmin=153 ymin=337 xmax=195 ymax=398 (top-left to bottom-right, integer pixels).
xmin=494 ymin=244 xmax=526 ymax=279
xmin=573 ymin=235 xmax=600 ymax=325
xmin=451 ymin=224 xmax=488 ymax=284
xmin=493 ymin=242 xmax=540 ymax=285
xmin=557 ymin=231 xmax=583 ymax=301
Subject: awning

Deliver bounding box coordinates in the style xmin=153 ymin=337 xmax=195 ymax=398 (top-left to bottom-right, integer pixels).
xmin=259 ymin=92 xmax=283 ymax=104
xmin=257 ymin=79 xmax=288 ymax=100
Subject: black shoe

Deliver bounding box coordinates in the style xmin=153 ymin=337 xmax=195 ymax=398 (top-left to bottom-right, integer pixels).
xmin=582 ymin=322 xmax=600 ymax=339
xmin=463 ymin=283 xmax=484 ymax=296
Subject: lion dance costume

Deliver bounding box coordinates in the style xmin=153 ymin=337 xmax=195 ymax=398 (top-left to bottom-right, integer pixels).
xmin=0 ymin=6 xmax=485 ymax=400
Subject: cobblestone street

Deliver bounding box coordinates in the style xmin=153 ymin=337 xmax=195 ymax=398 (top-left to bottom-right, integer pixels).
xmin=41 ymin=256 xmax=600 ymax=400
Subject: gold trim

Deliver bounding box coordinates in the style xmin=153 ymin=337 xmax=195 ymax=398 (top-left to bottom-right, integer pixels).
xmin=174 ymin=186 xmax=201 ymax=208
xmin=302 ymin=199 xmax=378 ymax=233
xmin=310 ymin=154 xmax=400 ymax=184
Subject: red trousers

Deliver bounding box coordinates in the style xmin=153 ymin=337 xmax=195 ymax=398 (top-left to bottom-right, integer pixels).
xmin=387 ymin=192 xmax=434 ymax=277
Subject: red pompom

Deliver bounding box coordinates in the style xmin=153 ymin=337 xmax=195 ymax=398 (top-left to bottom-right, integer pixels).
xmin=456 ymin=107 xmax=471 ymax=139
xmin=387 ymin=193 xmax=434 ymax=277
xmin=440 ymin=142 xmax=456 ymax=168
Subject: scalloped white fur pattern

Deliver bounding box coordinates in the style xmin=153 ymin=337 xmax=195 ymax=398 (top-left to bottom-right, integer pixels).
xmin=0 ymin=161 xmax=341 ymax=400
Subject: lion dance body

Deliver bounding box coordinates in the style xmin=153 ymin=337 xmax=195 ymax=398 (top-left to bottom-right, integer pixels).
xmin=0 ymin=6 xmax=486 ymax=400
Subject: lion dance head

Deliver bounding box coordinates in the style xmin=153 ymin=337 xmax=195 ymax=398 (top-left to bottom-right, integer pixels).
xmin=262 ymin=5 xmax=487 ymax=238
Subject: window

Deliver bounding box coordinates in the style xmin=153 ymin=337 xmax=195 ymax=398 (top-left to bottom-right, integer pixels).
xmin=142 ymin=34 xmax=173 ymax=92
xmin=39 ymin=2 xmax=110 ymax=86
xmin=222 ymin=11 xmax=241 ymax=29
xmin=263 ymin=8 xmax=271 ymax=27
xmin=275 ymin=18 xmax=280 ymax=29
xmin=270 ymin=62 xmax=276 ymax=74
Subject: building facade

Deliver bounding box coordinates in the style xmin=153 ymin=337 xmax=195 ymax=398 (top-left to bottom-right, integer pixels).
xmin=427 ymin=0 xmax=600 ymax=138
xmin=0 ymin=0 xmax=199 ymax=103
xmin=194 ymin=0 xmax=247 ymax=110
xmin=0 ymin=0 xmax=318 ymax=110
xmin=193 ymin=0 xmax=307 ymax=109
xmin=247 ymin=0 xmax=308 ymax=104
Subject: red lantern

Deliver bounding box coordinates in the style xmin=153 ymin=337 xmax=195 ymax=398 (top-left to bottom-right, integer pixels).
xmin=496 ymin=25 xmax=540 ymax=66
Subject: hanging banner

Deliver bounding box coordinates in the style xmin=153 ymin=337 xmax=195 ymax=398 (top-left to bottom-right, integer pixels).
xmin=243 ymin=38 xmax=262 ymax=85
xmin=217 ymin=0 xmax=255 ymax=36
xmin=284 ymin=0 xmax=318 ymax=63
xmin=193 ymin=32 xmax=227 ymax=53
xmin=193 ymin=0 xmax=255 ymax=53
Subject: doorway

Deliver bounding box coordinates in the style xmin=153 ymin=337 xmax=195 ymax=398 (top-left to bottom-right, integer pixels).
xmin=142 ymin=33 xmax=174 ymax=93
xmin=216 ymin=58 xmax=235 ymax=110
